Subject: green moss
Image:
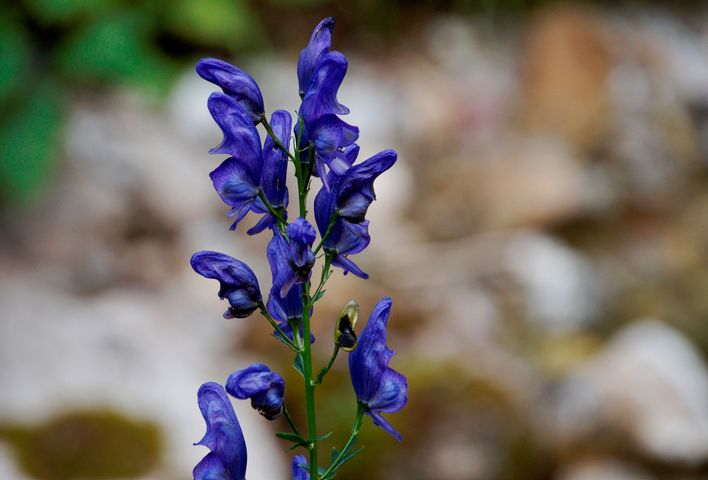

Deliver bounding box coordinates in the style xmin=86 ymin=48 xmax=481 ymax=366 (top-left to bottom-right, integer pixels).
xmin=0 ymin=409 xmax=162 ymax=480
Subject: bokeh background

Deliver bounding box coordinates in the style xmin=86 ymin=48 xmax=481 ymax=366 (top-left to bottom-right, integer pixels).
xmin=3 ymin=0 xmax=708 ymax=479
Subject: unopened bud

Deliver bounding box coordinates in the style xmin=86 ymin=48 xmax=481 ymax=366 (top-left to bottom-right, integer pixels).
xmin=334 ymin=299 xmax=359 ymax=351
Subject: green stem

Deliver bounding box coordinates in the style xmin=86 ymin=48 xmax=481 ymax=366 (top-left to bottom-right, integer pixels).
xmin=321 ymin=403 xmax=366 ymax=479
xmin=262 ymin=117 xmax=296 ymax=162
xmin=301 ymin=283 xmax=318 ymax=478
xmin=257 ymin=191 xmax=288 ymax=229
xmin=258 ymin=302 xmax=299 ymax=352
xmin=312 ymin=254 xmax=333 ymax=304
xmin=314 ymin=345 xmax=340 ymax=386
xmin=283 ymin=407 xmax=301 ymax=437
xmin=313 ymin=213 xmax=338 ymax=255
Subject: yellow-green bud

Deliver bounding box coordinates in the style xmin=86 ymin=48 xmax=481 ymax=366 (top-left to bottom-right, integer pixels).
xmin=334 ymin=299 xmax=359 ymax=351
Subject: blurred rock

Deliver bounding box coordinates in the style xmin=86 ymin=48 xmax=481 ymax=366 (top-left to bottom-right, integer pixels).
xmin=504 ymin=231 xmax=602 ymax=334
xmin=521 ymin=5 xmax=613 ymax=149
xmin=551 ymin=320 xmax=708 ymax=465
xmin=414 ymin=138 xmax=587 ymax=238
xmin=558 ymin=458 xmax=655 ymax=480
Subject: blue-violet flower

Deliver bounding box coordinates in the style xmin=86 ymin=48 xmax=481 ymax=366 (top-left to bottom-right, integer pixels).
xmin=190 ymin=251 xmax=262 ymax=319
xmin=297 ymin=17 xmax=335 ymax=97
xmin=348 ymin=297 xmax=408 ymax=441
xmin=197 ymin=58 xmax=265 ymax=123
xmin=291 ymin=455 xmax=310 ymax=480
xmin=226 ymin=363 xmax=285 ymax=420
xmin=193 ymin=382 xmax=247 ymax=480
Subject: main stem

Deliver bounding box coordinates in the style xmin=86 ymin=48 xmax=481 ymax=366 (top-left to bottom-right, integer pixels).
xmin=301 ymin=283 xmax=318 ymax=478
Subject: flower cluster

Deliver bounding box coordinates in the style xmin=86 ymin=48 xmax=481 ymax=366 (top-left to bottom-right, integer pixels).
xmin=190 ymin=17 xmax=407 ymax=480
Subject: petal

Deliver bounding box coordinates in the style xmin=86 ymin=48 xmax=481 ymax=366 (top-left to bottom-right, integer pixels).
xmin=210 ymin=157 xmax=259 ymax=210
xmin=207 ymin=92 xmax=263 ymax=167
xmin=311 ymin=114 xmax=359 ymax=161
xmin=291 ymin=454 xmax=311 ymax=480
xmin=261 ymin=110 xmax=292 ymax=209
xmin=337 ymin=149 xmax=397 ymax=221
xmin=226 ymin=364 xmax=285 ymax=420
xmin=334 ymin=220 xmax=370 ymax=256
xmin=297 ymin=17 xmax=335 ymax=96
xmin=193 ymin=452 xmax=230 ymax=480
xmin=349 ymin=298 xmax=400 ymax=404
xmin=368 ymin=369 xmax=408 ymax=413
xmin=367 ymin=411 xmax=402 ymax=442
xmin=300 ymin=51 xmax=350 ymax=123
xmin=195 ymin=382 xmax=247 ymax=479
xmin=331 ymin=254 xmax=368 ymax=279
xmin=190 ymin=251 xmax=261 ymax=317
xmin=197 ymin=58 xmax=265 ymax=122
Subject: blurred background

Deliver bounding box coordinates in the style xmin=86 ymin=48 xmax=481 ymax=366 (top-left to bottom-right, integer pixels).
xmin=2 ymin=0 xmax=708 ymax=479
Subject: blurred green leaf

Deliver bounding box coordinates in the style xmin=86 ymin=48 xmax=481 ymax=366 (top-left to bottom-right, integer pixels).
xmin=21 ymin=0 xmax=116 ymax=25
xmin=55 ymin=12 xmax=176 ymax=93
xmin=266 ymin=0 xmax=330 ymax=5
xmin=0 ymin=18 xmax=32 ymax=104
xmin=164 ymin=0 xmax=265 ymax=50
xmin=0 ymin=82 xmax=62 ymax=204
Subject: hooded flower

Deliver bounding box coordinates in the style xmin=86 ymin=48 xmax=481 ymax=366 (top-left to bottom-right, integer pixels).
xmin=193 ymin=382 xmax=247 ymax=480
xmin=197 ymin=57 xmax=265 ymax=123
xmin=248 ymin=110 xmax=293 ymax=235
xmin=313 ymin=149 xmax=396 ymax=278
xmin=191 ymin=251 xmax=262 ymax=319
xmin=226 ymin=363 xmax=285 ymax=420
xmin=265 ymin=226 xmax=318 ymax=344
xmin=300 ymin=51 xmax=350 ymax=121
xmin=291 ymin=455 xmax=310 ymax=480
xmin=348 ymin=297 xmax=407 ymax=441
xmin=297 ymin=17 xmax=335 ymax=97
xmin=207 ymin=92 xmax=263 ymax=230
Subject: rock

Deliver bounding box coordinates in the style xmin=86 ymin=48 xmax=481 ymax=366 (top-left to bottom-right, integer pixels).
xmin=414 ymin=138 xmax=588 ymax=238
xmin=558 ymin=458 xmax=655 ymax=480
xmin=521 ymin=5 xmax=613 ymax=149
xmin=504 ymin=231 xmax=602 ymax=334
xmin=550 ymin=320 xmax=708 ymax=465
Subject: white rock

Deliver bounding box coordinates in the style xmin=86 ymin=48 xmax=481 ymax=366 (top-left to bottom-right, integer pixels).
xmin=552 ymin=320 xmax=708 ymax=464
xmin=558 ymin=458 xmax=655 ymax=480
xmin=504 ymin=232 xmax=602 ymax=334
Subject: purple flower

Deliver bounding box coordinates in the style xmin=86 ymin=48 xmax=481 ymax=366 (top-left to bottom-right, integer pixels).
xmin=300 ymin=51 xmax=350 ymax=122
xmin=308 ymin=114 xmax=359 ymax=189
xmin=297 ymin=17 xmax=335 ymax=97
xmin=207 ymin=92 xmax=263 ymax=230
xmin=248 ymin=110 xmax=293 ymax=235
xmin=348 ymin=298 xmax=407 ymax=441
xmin=291 ymin=455 xmax=310 ymax=480
xmin=313 ymin=149 xmax=396 ymax=278
xmin=226 ymin=363 xmax=285 ymax=420
xmin=191 ymin=251 xmax=262 ymax=319
xmin=197 ymin=58 xmax=265 ymax=123
xmin=193 ymin=382 xmax=247 ymax=480
xmin=266 ymin=229 xmax=314 ymax=342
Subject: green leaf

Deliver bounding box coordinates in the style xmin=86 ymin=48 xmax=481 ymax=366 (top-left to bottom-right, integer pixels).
xmin=163 ymin=0 xmax=265 ymax=50
xmin=293 ymin=353 xmax=304 ymax=377
xmin=0 ymin=83 xmax=63 ymax=203
xmin=22 ymin=0 xmax=116 ymax=25
xmin=0 ymin=17 xmax=32 ymax=104
xmin=55 ymin=12 xmax=176 ymax=94
xmin=275 ymin=432 xmax=306 ymax=444
xmin=316 ymin=431 xmax=333 ymax=442
xmin=312 ymin=289 xmax=326 ymax=303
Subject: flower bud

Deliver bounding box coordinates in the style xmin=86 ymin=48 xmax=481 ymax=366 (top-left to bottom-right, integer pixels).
xmin=334 ymin=299 xmax=359 ymax=351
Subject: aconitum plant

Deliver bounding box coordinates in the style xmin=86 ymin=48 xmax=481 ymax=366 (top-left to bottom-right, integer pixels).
xmin=190 ymin=17 xmax=407 ymax=479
